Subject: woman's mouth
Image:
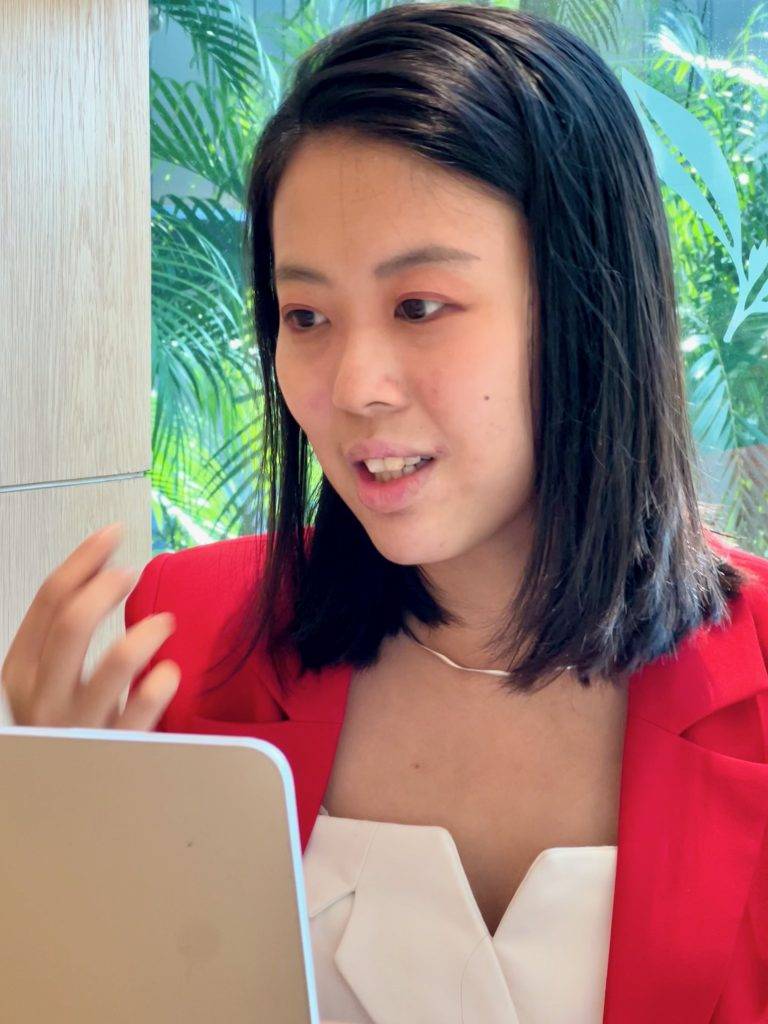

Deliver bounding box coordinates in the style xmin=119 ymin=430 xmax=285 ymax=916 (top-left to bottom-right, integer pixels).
xmin=352 ymin=456 xmax=437 ymax=512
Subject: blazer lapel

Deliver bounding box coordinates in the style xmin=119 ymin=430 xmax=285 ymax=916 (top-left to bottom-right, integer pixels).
xmin=305 ymin=815 xmax=524 ymax=1024
xmin=603 ymin=590 xmax=768 ymax=1023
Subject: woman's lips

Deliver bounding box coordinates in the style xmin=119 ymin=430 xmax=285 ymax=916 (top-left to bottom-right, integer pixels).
xmin=352 ymin=458 xmax=437 ymax=513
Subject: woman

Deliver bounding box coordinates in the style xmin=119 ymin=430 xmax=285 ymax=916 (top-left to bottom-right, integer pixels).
xmin=5 ymin=5 xmax=768 ymax=1022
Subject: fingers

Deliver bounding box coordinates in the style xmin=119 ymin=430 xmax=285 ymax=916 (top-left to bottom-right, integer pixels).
xmin=112 ymin=659 xmax=181 ymax=732
xmin=1 ymin=522 xmax=184 ymax=733
xmin=72 ymin=612 xmax=178 ymax=728
xmin=3 ymin=523 xmax=123 ymax=671
xmin=31 ymin=566 xmax=139 ymax=725
xmin=2 ymin=523 xmax=126 ymax=719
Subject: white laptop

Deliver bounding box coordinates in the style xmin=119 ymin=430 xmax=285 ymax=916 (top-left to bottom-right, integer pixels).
xmin=0 ymin=726 xmax=320 ymax=1024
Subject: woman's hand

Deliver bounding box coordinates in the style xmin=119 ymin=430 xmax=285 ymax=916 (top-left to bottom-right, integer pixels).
xmin=1 ymin=522 xmax=180 ymax=729
xmin=2 ymin=529 xmax=358 ymax=1022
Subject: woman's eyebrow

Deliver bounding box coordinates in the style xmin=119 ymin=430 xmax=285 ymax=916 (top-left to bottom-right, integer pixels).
xmin=273 ymin=244 xmax=481 ymax=286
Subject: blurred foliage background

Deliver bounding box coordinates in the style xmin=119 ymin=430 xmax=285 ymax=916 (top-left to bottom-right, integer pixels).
xmin=147 ymin=0 xmax=768 ymax=556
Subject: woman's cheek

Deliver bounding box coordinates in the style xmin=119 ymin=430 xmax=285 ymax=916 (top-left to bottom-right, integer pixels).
xmin=303 ymin=385 xmax=329 ymax=420
xmin=275 ymin=347 xmax=314 ymax=427
xmin=289 ymin=386 xmax=335 ymax=466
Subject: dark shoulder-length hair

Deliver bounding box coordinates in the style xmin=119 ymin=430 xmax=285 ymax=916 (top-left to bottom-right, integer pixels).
xmin=202 ymin=1 xmax=755 ymax=701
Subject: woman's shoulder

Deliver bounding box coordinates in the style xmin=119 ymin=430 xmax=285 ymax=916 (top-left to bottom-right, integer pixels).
xmin=704 ymin=528 xmax=768 ymax=622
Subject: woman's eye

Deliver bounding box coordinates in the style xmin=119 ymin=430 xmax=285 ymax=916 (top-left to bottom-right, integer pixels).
xmin=283 ymin=309 xmax=326 ymax=331
xmin=397 ymin=298 xmax=446 ymax=322
xmin=282 ymin=298 xmax=447 ymax=332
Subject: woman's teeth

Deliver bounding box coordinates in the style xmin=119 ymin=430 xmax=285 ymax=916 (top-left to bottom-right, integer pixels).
xmin=364 ymin=456 xmax=433 ymax=482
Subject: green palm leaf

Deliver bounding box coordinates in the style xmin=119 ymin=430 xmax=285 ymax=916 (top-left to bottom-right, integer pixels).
xmin=555 ymin=0 xmax=620 ymax=51
xmin=153 ymin=0 xmax=283 ymax=113
xmin=151 ymin=72 xmax=256 ymax=201
xmin=151 ymin=200 xmax=252 ymax=491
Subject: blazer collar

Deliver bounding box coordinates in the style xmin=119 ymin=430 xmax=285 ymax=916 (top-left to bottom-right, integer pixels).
xmin=601 ymin=586 xmax=768 ymax=1022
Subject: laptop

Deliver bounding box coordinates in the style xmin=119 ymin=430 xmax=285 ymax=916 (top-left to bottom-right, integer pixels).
xmin=0 ymin=726 xmax=321 ymax=1024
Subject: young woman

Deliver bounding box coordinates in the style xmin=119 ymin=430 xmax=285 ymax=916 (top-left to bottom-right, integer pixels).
xmin=5 ymin=5 xmax=768 ymax=1022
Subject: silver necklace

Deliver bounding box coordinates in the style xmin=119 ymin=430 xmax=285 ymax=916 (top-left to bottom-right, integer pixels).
xmin=406 ymin=633 xmax=512 ymax=677
xmin=406 ymin=633 xmax=575 ymax=678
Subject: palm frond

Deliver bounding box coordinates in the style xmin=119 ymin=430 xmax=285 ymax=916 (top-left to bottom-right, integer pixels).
xmin=151 ymin=200 xmax=253 ymax=492
xmin=152 ymin=0 xmax=283 ymax=113
xmin=151 ymin=72 xmax=258 ymax=201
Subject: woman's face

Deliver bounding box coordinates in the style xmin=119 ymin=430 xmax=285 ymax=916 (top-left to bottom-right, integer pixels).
xmin=272 ymin=130 xmax=538 ymax=568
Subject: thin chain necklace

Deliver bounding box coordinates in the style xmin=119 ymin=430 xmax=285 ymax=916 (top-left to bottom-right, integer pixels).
xmin=406 ymin=632 xmax=575 ymax=678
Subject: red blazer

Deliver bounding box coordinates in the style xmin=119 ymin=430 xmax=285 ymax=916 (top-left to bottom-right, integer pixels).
xmin=124 ymin=529 xmax=768 ymax=1023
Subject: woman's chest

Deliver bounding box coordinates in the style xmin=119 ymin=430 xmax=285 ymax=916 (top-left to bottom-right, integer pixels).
xmin=321 ymin=650 xmax=628 ymax=937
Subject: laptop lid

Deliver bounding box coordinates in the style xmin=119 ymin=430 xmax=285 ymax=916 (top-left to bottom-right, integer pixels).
xmin=0 ymin=726 xmax=320 ymax=1024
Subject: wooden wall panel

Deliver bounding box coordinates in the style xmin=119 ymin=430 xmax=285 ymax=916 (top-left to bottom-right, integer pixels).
xmin=0 ymin=0 xmax=152 ymax=725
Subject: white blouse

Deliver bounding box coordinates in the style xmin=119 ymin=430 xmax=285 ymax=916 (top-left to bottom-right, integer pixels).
xmin=302 ymin=805 xmax=617 ymax=1024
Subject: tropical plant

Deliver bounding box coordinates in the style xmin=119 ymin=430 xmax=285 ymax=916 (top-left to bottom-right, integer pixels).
xmin=148 ymin=0 xmax=286 ymax=549
xmin=627 ymin=0 xmax=768 ymax=552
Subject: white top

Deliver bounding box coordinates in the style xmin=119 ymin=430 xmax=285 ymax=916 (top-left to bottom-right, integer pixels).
xmin=302 ymin=805 xmax=617 ymax=1024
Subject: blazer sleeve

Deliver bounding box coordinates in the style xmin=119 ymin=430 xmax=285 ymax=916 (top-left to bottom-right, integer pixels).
xmin=122 ymin=551 xmax=173 ymax=708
